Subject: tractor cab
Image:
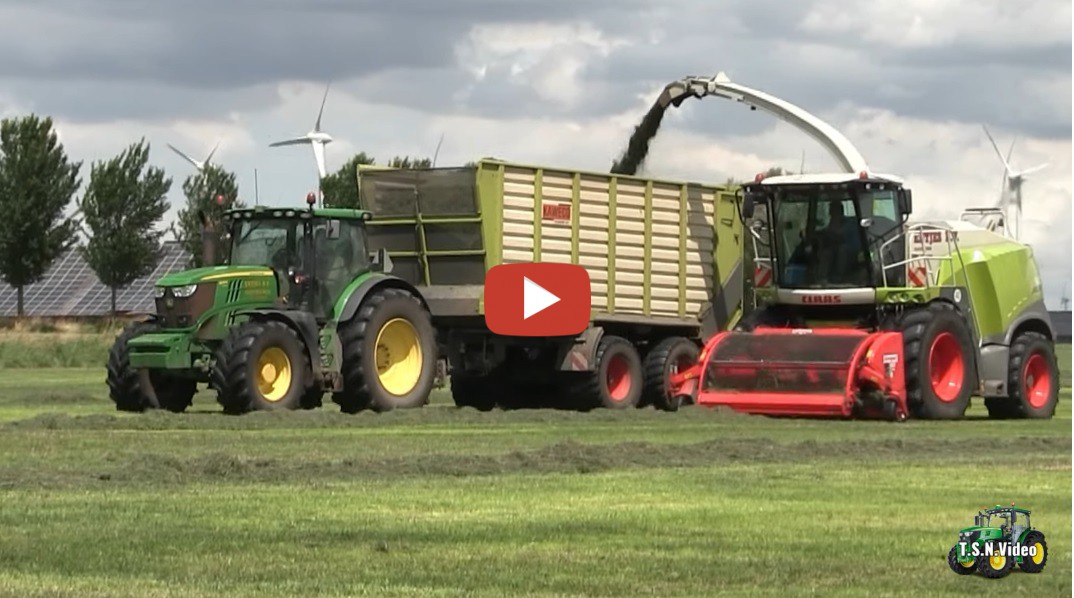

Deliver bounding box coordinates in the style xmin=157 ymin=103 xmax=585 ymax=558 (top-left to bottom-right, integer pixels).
xmin=219 ymin=198 xmax=376 ymax=318
xmin=741 ymin=172 xmax=913 ymax=293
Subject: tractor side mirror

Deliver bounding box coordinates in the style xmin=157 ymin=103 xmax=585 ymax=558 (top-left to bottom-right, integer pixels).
xmin=897 ymin=189 xmax=913 ymax=215
xmin=371 ymin=248 xmax=394 ymax=274
xmin=741 ymin=190 xmax=757 ymax=219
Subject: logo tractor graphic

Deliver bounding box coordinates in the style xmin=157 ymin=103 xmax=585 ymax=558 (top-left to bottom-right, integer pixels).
xmin=948 ymin=504 xmax=1048 ymax=578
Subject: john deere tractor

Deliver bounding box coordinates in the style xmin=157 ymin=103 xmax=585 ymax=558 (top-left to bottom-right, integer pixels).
xmin=947 ymin=505 xmax=1048 ymax=578
xmin=106 ymin=196 xmax=438 ymax=414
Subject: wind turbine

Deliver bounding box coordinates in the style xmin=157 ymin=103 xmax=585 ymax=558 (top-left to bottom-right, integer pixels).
xmin=270 ymin=83 xmax=334 ymax=186
xmin=982 ymin=124 xmax=1049 ymax=241
xmin=166 ymin=141 xmax=220 ymax=172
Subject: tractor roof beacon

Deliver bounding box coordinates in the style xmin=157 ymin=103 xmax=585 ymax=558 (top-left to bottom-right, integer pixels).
xmin=947 ymin=504 xmax=1048 ymax=578
xmin=105 ymin=193 xmax=440 ymax=415
xmin=664 ymin=72 xmax=1059 ymax=422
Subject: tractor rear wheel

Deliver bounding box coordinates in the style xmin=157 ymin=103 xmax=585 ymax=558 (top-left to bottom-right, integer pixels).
xmin=900 ymin=304 xmax=974 ymax=419
xmin=107 ymin=320 xmax=197 ymax=413
xmin=1019 ymin=531 xmax=1048 ymax=573
xmin=947 ymin=545 xmax=976 ymax=575
xmin=1005 ymin=332 xmax=1059 ymax=419
xmin=642 ymin=336 xmax=699 ymax=412
xmin=975 ymin=546 xmax=1014 ymax=578
xmin=450 ymin=372 xmax=500 ymax=411
xmin=332 ymin=288 xmax=437 ymax=413
xmin=565 ymin=335 xmax=643 ymax=410
xmin=212 ymin=320 xmax=310 ymax=414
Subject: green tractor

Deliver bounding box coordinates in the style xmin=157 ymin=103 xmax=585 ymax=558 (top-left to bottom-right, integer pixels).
xmin=106 ymin=196 xmax=439 ymax=414
xmin=947 ymin=505 xmax=1048 ymax=578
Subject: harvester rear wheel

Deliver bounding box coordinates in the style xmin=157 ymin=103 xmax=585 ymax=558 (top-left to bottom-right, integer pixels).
xmin=1019 ymin=531 xmax=1048 ymax=573
xmin=900 ymin=304 xmax=974 ymax=419
xmin=450 ymin=372 xmax=500 ymax=411
xmin=333 ymin=288 xmax=437 ymax=413
xmin=1004 ymin=332 xmax=1059 ymax=419
xmin=212 ymin=320 xmax=310 ymax=414
xmin=107 ymin=320 xmax=197 ymax=413
xmin=642 ymin=336 xmax=699 ymax=411
xmin=567 ymin=335 xmax=643 ymax=410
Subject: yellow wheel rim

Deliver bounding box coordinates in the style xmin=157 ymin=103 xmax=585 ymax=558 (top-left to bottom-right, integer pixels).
xmin=989 ymin=554 xmax=1006 ymax=570
xmin=1032 ymin=542 xmax=1044 ymax=564
xmin=257 ymin=347 xmax=292 ymax=402
xmin=374 ymin=318 xmax=423 ymax=396
xmin=960 ymin=558 xmax=974 ymax=569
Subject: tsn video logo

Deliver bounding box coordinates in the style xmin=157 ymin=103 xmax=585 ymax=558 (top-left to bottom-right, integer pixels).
xmin=957 ymin=541 xmax=1040 ymax=559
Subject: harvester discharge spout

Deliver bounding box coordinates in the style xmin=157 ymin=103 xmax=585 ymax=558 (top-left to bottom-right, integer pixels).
xmin=669 ymin=328 xmax=910 ymax=421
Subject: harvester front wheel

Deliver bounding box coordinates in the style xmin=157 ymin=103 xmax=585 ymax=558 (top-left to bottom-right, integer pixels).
xmin=212 ymin=320 xmax=310 ymax=414
xmin=947 ymin=545 xmax=976 ymax=575
xmin=107 ymin=320 xmax=197 ymax=413
xmin=642 ymin=336 xmax=699 ymax=411
xmin=1005 ymin=332 xmax=1059 ymax=419
xmin=1019 ymin=531 xmax=1048 ymax=573
xmin=333 ymin=288 xmax=437 ymax=413
xmin=901 ymin=305 xmax=974 ymax=419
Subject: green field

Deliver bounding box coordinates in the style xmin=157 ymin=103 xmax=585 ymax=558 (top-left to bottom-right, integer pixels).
xmin=0 ymin=344 xmax=1069 ymax=597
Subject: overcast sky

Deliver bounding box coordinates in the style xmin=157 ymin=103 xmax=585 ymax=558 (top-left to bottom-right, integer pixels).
xmin=1 ymin=0 xmax=1070 ymax=307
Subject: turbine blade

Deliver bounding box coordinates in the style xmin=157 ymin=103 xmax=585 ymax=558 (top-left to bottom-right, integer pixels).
xmin=167 ymin=143 xmax=201 ymax=168
xmin=981 ymin=124 xmax=1013 ymax=174
xmin=204 ymin=141 xmax=220 ymax=166
xmin=1006 ymin=137 xmax=1016 ymax=163
xmin=269 ymin=137 xmax=311 ymax=147
xmin=1015 ymin=162 xmax=1049 ymax=177
xmin=312 ymin=141 xmax=327 ymax=179
xmin=315 ymin=83 xmax=330 ymax=132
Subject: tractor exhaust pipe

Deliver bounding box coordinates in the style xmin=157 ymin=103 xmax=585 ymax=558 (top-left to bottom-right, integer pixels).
xmin=198 ymin=209 xmax=218 ymax=266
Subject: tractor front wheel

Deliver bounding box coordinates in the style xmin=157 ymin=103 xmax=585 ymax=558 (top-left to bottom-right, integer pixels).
xmin=975 ymin=547 xmax=1014 ymax=579
xmin=212 ymin=320 xmax=311 ymax=414
xmin=947 ymin=545 xmax=976 ymax=575
xmin=642 ymin=336 xmax=699 ymax=412
xmin=900 ymin=304 xmax=974 ymax=419
xmin=1019 ymin=531 xmax=1048 ymax=573
xmin=333 ymin=288 xmax=437 ymax=413
xmin=107 ymin=320 xmax=197 ymax=413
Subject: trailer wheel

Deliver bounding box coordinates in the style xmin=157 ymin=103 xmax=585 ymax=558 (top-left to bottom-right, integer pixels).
xmin=1005 ymin=332 xmax=1059 ymax=419
xmin=107 ymin=320 xmax=197 ymax=413
xmin=642 ymin=336 xmax=699 ymax=411
xmin=450 ymin=373 xmax=500 ymax=411
xmin=567 ymin=335 xmax=643 ymax=410
xmin=947 ymin=545 xmax=976 ymax=575
xmin=1019 ymin=531 xmax=1048 ymax=573
xmin=900 ymin=305 xmax=974 ymax=419
xmin=333 ymin=288 xmax=437 ymax=413
xmin=213 ymin=320 xmax=310 ymax=414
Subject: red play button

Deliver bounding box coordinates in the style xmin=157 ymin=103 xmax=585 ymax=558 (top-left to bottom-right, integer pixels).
xmin=484 ymin=263 xmax=590 ymax=337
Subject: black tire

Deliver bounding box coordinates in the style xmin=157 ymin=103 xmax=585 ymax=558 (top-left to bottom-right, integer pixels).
xmin=300 ymin=388 xmax=324 ymax=410
xmin=899 ymin=305 xmax=975 ymax=419
xmin=642 ymin=336 xmax=699 ymax=412
xmin=107 ymin=320 xmax=197 ymax=413
xmin=566 ymin=335 xmax=643 ymax=410
xmin=212 ymin=320 xmax=310 ymax=414
xmin=450 ymin=373 xmax=500 ymax=411
xmin=1019 ymin=531 xmax=1048 ymax=573
xmin=1005 ymin=332 xmax=1059 ymax=419
xmin=947 ymin=545 xmax=977 ymax=575
xmin=332 ymin=288 xmax=437 ymax=413
xmin=975 ymin=543 xmax=1014 ymax=579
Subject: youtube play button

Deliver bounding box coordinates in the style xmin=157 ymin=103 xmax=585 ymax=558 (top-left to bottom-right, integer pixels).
xmin=484 ymin=263 xmax=590 ymax=337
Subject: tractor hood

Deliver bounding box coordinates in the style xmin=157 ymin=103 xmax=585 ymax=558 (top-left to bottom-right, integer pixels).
xmin=156 ymin=265 xmax=274 ymax=287
xmin=958 ymin=525 xmax=991 ymax=534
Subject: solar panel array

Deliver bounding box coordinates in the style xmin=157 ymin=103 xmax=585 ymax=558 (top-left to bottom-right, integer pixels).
xmin=0 ymin=242 xmax=192 ymax=317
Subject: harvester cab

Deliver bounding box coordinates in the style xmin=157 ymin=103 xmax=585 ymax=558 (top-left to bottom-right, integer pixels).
xmin=107 ymin=194 xmax=438 ymax=416
xmin=660 ymin=72 xmax=1059 ymax=422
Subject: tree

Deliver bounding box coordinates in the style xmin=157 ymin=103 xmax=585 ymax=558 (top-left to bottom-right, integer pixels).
xmin=0 ymin=115 xmax=82 ymax=317
xmin=173 ymin=164 xmax=242 ymax=267
xmin=78 ymin=139 xmax=172 ymax=316
xmin=320 ymin=152 xmax=434 ymax=209
xmin=320 ymin=152 xmax=375 ymax=209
